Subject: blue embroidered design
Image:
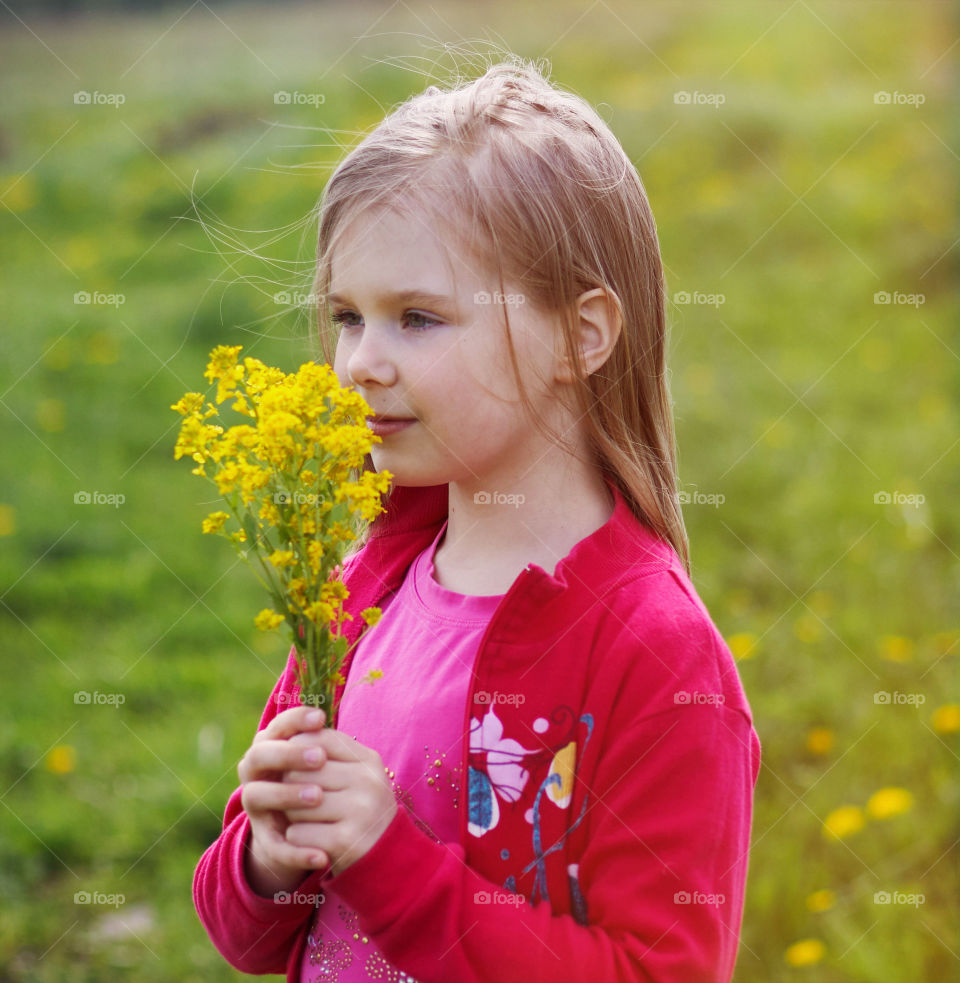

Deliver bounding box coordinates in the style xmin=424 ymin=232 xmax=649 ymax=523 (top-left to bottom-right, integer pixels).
xmin=523 ymin=713 xmax=595 ymax=907
xmin=568 ymin=866 xmax=589 ymax=925
xmin=468 ymin=766 xmax=498 ymax=833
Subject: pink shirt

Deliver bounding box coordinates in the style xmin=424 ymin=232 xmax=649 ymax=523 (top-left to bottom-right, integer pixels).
xmin=300 ymin=519 xmax=504 ymax=982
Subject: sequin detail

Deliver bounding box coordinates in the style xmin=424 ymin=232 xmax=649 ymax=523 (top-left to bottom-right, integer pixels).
xmin=305 ymin=932 xmax=353 ymax=981
xmin=364 ymin=951 xmax=419 ymax=981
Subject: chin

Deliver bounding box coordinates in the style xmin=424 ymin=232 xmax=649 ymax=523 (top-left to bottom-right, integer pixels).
xmin=369 ymin=455 xmax=451 ymax=489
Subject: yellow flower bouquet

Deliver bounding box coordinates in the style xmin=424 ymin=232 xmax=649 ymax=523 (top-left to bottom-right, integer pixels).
xmin=171 ymin=344 xmax=392 ymax=721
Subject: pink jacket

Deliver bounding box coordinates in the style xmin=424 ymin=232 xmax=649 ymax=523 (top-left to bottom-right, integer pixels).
xmin=193 ymin=476 xmax=761 ymax=981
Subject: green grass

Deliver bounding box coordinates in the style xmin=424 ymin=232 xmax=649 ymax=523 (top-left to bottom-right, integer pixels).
xmin=1 ymin=1 xmax=957 ymax=979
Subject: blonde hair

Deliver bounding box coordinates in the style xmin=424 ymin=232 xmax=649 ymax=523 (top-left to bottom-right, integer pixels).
xmin=311 ymin=54 xmax=691 ymax=575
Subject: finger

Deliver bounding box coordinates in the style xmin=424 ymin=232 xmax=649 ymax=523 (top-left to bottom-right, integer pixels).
xmin=242 ymin=778 xmax=325 ymax=816
xmin=255 ymin=705 xmax=326 ymax=743
xmin=239 ymin=739 xmax=328 ymax=782
xmin=285 ymin=787 xmax=365 ymax=826
xmin=257 ymin=820 xmax=329 ymax=873
xmin=285 ymin=820 xmax=337 ymax=852
xmin=304 ymin=728 xmax=370 ymax=764
xmin=282 ymin=729 xmax=371 ymax=767
xmin=285 ymin=794 xmax=340 ymax=823
xmin=284 ymin=761 xmax=354 ymax=791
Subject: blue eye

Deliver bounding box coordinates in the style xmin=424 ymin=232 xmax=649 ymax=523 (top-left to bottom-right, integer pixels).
xmin=329 ymin=310 xmax=439 ymax=333
xmin=403 ymin=311 xmax=439 ymax=332
xmin=329 ymin=310 xmax=361 ymax=329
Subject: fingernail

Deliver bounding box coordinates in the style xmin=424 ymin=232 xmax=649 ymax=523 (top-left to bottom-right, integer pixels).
xmin=309 ymin=853 xmax=326 ymax=868
xmin=306 ymin=710 xmax=324 ymax=725
xmin=304 ymin=748 xmax=323 ymax=765
xmin=300 ymin=785 xmax=319 ymax=803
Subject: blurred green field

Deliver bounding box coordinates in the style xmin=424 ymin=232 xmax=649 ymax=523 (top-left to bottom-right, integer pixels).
xmin=1 ymin=1 xmax=957 ymax=980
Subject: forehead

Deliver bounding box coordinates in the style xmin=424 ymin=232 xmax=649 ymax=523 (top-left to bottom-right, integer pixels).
xmin=328 ymin=203 xmax=468 ymax=291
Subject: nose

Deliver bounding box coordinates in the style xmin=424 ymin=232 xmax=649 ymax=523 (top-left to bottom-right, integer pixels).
xmin=336 ymin=321 xmax=398 ymax=392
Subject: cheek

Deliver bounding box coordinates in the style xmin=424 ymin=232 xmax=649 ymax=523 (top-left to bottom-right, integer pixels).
xmin=331 ymin=339 xmax=350 ymax=388
xmin=447 ymin=335 xmax=523 ymax=408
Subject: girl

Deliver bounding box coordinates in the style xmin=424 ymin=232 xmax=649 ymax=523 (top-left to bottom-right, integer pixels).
xmin=194 ymin=56 xmax=760 ymax=983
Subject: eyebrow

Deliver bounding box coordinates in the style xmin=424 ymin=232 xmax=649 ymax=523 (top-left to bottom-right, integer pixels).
xmin=326 ymin=289 xmax=454 ymax=308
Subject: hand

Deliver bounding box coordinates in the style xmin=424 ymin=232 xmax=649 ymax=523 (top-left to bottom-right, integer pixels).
xmin=283 ymin=729 xmax=398 ymax=877
xmin=237 ymin=705 xmax=331 ymax=896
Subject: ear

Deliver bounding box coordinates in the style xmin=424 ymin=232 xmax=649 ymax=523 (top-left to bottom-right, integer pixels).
xmin=555 ymin=287 xmax=622 ymax=384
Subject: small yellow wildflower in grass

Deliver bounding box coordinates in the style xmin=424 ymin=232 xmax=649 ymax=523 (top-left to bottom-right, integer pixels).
xmin=931 ymin=704 xmax=960 ymax=734
xmin=822 ymin=805 xmax=865 ymax=840
xmin=45 ymin=745 xmax=76 ymax=775
xmin=880 ymin=635 xmax=914 ymax=662
xmin=172 ymin=345 xmax=393 ymax=720
xmin=805 ymin=889 xmax=835 ymax=912
xmin=0 ymin=505 xmax=15 ymax=537
xmin=805 ymin=727 xmax=834 ymax=755
xmin=866 ymin=787 xmax=913 ymax=821
xmin=727 ymin=632 xmax=758 ymax=661
xmin=784 ymin=938 xmax=826 ymax=967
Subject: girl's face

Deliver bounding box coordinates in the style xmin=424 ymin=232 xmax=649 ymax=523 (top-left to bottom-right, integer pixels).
xmin=330 ymin=204 xmax=568 ymax=491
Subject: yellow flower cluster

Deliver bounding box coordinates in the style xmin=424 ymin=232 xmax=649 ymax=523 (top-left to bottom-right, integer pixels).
xmin=822 ymin=785 xmax=914 ymax=841
xmin=172 ymin=344 xmax=393 ymax=718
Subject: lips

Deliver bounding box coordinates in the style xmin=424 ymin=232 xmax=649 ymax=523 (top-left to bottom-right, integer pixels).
xmin=368 ymin=416 xmax=415 ymax=436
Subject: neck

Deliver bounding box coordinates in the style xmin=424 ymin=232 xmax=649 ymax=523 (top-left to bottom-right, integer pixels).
xmin=432 ymin=455 xmax=614 ymax=591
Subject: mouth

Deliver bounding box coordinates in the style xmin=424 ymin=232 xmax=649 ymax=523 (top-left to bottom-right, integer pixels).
xmin=367 ymin=414 xmax=416 ymax=437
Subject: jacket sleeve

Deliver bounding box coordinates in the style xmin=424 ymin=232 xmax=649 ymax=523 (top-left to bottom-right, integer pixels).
xmin=192 ymin=646 xmax=327 ymax=975
xmin=323 ymin=699 xmax=759 ymax=982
